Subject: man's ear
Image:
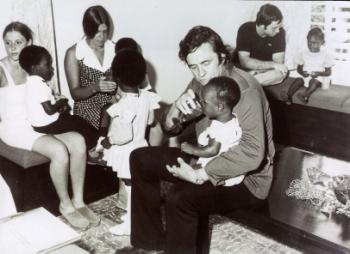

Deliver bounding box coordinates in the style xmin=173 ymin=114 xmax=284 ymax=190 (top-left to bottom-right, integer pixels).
xmin=27 ymin=39 xmax=33 ymax=46
xmin=219 ymin=53 xmax=226 ymax=64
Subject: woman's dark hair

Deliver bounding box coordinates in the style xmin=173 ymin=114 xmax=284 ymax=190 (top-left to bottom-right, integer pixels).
xmin=307 ymin=27 xmax=325 ymax=43
xmin=19 ymin=45 xmax=51 ymax=74
xmin=179 ymin=26 xmax=229 ymax=64
xmin=256 ymin=4 xmax=283 ymax=28
xmin=115 ymin=37 xmax=139 ymax=54
xmin=82 ymin=5 xmax=110 ymax=38
xmin=206 ymin=76 xmax=241 ymax=110
xmin=112 ymin=49 xmax=146 ymax=87
xmin=3 ymin=21 xmax=33 ymax=42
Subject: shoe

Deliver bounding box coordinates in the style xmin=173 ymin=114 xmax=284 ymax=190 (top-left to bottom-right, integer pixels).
xmin=109 ymin=219 xmax=131 ymax=235
xmin=115 ymin=180 xmax=128 ymax=210
xmin=60 ymin=208 xmax=90 ymax=230
xmin=116 ymin=246 xmax=164 ymax=254
xmin=76 ymin=206 xmax=101 ymax=226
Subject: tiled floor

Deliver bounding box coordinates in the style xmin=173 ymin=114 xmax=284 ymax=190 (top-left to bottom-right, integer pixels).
xmin=60 ymin=194 xmax=301 ymax=254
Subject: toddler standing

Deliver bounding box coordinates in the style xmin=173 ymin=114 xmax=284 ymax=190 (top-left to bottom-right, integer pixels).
xmin=97 ymin=49 xmax=160 ymax=235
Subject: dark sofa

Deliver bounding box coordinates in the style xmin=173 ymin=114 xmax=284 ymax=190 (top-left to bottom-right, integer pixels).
xmin=221 ymin=78 xmax=350 ymax=254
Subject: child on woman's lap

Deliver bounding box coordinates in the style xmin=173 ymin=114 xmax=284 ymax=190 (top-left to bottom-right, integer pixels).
xmin=19 ymin=45 xmax=98 ymax=150
xmin=93 ymin=48 xmax=160 ymax=235
xmin=19 ymin=45 xmax=100 ymax=227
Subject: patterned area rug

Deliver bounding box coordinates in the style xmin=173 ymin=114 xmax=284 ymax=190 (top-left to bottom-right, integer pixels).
xmin=61 ymin=194 xmax=301 ymax=254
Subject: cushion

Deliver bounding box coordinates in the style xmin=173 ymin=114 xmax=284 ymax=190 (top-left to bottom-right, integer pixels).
xmin=0 ymin=139 xmax=49 ymax=169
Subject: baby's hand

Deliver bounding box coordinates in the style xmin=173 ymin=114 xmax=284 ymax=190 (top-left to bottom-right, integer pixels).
xmin=181 ymin=142 xmax=194 ymax=154
xmin=302 ymin=71 xmax=309 ymax=78
xmin=55 ymin=94 xmax=67 ymax=100
xmin=56 ymin=98 xmax=69 ymax=112
xmin=58 ymin=105 xmax=70 ymax=113
xmin=101 ymin=137 xmax=112 ymax=149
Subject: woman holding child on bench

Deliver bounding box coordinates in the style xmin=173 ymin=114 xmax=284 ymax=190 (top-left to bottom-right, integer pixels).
xmin=0 ymin=22 xmax=100 ymax=230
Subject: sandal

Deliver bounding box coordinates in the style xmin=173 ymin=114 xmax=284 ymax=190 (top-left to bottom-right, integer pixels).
xmin=76 ymin=206 xmax=101 ymax=226
xmin=296 ymin=93 xmax=308 ymax=104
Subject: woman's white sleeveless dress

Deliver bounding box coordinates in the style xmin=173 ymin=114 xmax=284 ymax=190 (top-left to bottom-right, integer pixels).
xmin=0 ymin=62 xmax=44 ymax=150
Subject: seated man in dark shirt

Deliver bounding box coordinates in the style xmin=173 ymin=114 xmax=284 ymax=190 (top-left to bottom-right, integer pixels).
xmin=236 ymin=3 xmax=288 ymax=86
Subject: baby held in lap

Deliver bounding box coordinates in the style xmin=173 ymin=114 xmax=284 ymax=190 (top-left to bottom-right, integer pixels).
xmin=180 ymin=76 xmax=245 ymax=186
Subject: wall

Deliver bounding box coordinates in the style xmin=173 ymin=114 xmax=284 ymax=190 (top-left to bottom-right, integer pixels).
xmin=0 ymin=1 xmax=317 ymax=103
xmin=52 ymin=0 xmax=311 ymax=104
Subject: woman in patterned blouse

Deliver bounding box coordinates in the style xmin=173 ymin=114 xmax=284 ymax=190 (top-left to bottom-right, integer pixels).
xmin=64 ymin=5 xmax=117 ymax=136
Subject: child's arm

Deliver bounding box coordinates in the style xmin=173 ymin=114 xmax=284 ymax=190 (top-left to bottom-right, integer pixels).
xmin=181 ymin=137 xmax=221 ymax=158
xmin=147 ymin=110 xmax=155 ymax=126
xmin=297 ymin=64 xmax=309 ymax=77
xmin=106 ymin=120 xmax=134 ymax=146
xmin=41 ymin=98 xmax=69 ymax=115
xmin=103 ymin=108 xmax=135 ymax=146
xmin=311 ymin=67 xmax=332 ymax=78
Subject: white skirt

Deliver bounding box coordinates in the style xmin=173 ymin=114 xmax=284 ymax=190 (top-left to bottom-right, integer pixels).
xmin=0 ymin=121 xmax=44 ymax=150
xmin=103 ymin=139 xmax=148 ymax=179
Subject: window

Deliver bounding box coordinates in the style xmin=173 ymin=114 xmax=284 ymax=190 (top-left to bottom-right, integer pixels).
xmin=311 ymin=1 xmax=350 ymax=86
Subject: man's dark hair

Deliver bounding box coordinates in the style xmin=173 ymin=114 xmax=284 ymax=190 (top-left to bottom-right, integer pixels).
xmin=179 ymin=26 xmax=229 ymax=64
xmin=307 ymin=27 xmax=325 ymax=43
xmin=206 ymin=76 xmax=241 ymax=110
xmin=256 ymin=4 xmax=283 ymax=28
xmin=19 ymin=45 xmax=51 ymax=74
xmin=112 ymin=49 xmax=146 ymax=87
xmin=115 ymin=37 xmax=139 ymax=54
xmin=83 ymin=5 xmax=110 ymax=39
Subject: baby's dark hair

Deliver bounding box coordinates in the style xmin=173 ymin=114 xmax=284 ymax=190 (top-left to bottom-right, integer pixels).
xmin=206 ymin=76 xmax=241 ymax=110
xmin=307 ymin=27 xmax=325 ymax=43
xmin=115 ymin=37 xmax=139 ymax=54
xmin=19 ymin=45 xmax=51 ymax=74
xmin=112 ymin=49 xmax=146 ymax=87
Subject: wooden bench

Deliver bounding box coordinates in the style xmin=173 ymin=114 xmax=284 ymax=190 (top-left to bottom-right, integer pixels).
xmin=0 ymin=139 xmax=118 ymax=215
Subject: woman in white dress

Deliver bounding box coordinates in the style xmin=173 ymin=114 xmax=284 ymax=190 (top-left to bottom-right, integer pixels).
xmin=0 ymin=22 xmax=99 ymax=229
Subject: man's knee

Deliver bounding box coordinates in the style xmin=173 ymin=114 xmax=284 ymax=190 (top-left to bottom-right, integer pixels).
xmin=166 ymin=185 xmax=192 ymax=211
